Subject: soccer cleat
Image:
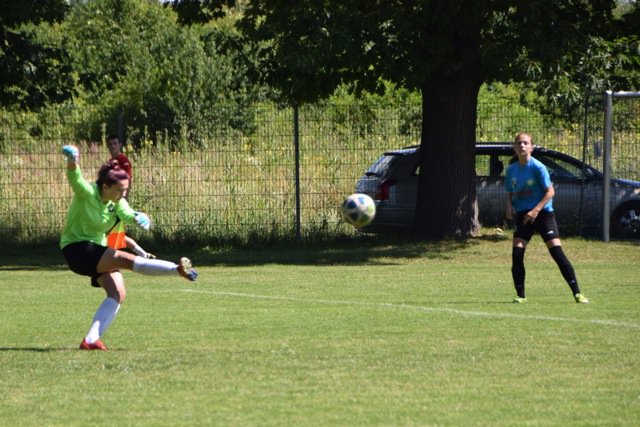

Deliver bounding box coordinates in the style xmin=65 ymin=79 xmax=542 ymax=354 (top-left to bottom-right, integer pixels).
xmin=79 ymin=339 xmax=108 ymax=351
xmin=144 ymin=252 xmax=156 ymax=259
xmin=512 ymin=297 xmax=527 ymax=304
xmin=177 ymin=257 xmax=198 ymax=282
xmin=574 ymin=293 xmax=589 ymax=304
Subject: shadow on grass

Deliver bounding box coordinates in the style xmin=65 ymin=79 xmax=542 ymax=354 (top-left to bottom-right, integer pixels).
xmin=0 ymin=347 xmax=73 ymax=352
xmin=0 ymin=265 xmax=66 ymax=271
xmin=4 ymin=228 xmax=638 ymax=269
xmin=172 ymin=233 xmax=513 ymax=267
xmin=1 ymin=243 xmax=67 ymax=270
xmin=4 ymin=232 xmax=514 ymax=268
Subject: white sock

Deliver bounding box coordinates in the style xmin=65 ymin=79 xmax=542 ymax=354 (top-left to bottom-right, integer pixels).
xmin=85 ymin=297 xmax=120 ymax=344
xmin=132 ymin=257 xmax=178 ymax=276
xmin=130 ymin=241 xmax=148 ymax=258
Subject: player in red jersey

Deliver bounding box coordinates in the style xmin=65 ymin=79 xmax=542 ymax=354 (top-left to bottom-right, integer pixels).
xmin=107 ymin=134 xmax=154 ymax=259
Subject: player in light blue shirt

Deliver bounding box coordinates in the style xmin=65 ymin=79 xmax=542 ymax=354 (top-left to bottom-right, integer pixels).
xmin=505 ymin=156 xmax=553 ymax=214
xmin=505 ymin=133 xmax=588 ymax=304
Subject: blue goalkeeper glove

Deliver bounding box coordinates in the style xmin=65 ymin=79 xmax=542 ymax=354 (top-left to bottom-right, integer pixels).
xmin=62 ymin=145 xmax=79 ymax=163
xmin=134 ymin=212 xmax=151 ymax=231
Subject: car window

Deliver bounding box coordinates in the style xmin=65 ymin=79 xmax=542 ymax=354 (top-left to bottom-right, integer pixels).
xmin=415 ymin=153 xmax=514 ymax=177
xmin=534 ymin=154 xmax=582 ymax=179
xmin=367 ymin=151 xmax=418 ymax=177
xmin=475 ymin=154 xmax=512 ymax=177
xmin=365 ymin=155 xmax=394 ymax=176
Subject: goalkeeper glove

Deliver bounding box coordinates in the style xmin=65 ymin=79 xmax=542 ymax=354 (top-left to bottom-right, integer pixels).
xmin=62 ymin=145 xmax=79 ymax=163
xmin=134 ymin=212 xmax=151 ymax=231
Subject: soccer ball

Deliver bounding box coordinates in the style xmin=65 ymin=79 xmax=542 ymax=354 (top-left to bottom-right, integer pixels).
xmin=341 ymin=193 xmax=376 ymax=228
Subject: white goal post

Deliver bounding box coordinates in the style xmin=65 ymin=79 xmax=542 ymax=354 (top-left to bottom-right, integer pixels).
xmin=602 ymin=90 xmax=640 ymax=242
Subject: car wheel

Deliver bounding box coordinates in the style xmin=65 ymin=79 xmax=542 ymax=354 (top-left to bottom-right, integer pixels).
xmin=610 ymin=202 xmax=640 ymax=239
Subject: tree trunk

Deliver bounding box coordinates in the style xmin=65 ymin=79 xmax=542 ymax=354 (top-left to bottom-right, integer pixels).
xmin=413 ymin=61 xmax=482 ymax=239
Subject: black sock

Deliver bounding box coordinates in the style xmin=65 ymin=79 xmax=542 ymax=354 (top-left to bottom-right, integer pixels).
xmin=548 ymin=245 xmax=581 ymax=295
xmin=511 ymin=247 xmax=526 ymax=298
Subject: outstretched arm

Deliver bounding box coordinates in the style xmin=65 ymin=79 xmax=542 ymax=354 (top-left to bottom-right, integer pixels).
xmin=61 ymin=145 xmax=93 ymax=197
xmin=62 ymin=145 xmax=79 ymax=170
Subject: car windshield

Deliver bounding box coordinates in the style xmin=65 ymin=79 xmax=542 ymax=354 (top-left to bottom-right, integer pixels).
xmin=365 ymin=151 xmax=415 ymax=176
xmin=365 ymin=156 xmax=394 ymax=176
xmin=534 ymin=154 xmax=585 ymax=179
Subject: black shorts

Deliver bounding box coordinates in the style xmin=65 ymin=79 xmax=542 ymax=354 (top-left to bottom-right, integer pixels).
xmin=61 ymin=241 xmax=108 ymax=287
xmin=514 ymin=210 xmax=560 ymax=242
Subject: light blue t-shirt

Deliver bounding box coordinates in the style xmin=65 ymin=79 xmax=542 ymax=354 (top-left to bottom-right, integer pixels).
xmin=505 ymin=157 xmax=553 ymax=213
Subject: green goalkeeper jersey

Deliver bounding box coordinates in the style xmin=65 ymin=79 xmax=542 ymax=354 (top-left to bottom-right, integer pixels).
xmin=60 ymin=167 xmax=136 ymax=249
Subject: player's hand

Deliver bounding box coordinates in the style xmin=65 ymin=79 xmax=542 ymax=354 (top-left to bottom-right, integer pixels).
xmin=62 ymin=145 xmax=79 ymax=163
xmin=505 ymin=207 xmax=514 ymax=220
xmin=134 ymin=212 xmax=151 ymax=231
xmin=523 ymin=209 xmax=539 ymax=224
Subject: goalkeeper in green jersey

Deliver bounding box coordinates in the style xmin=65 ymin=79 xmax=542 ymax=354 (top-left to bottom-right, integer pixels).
xmin=59 ymin=145 xmax=198 ymax=351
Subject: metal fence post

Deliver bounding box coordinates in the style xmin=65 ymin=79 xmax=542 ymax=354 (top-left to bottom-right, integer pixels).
xmin=602 ymin=90 xmax=640 ymax=242
xmin=294 ymin=104 xmax=301 ymax=241
xmin=579 ymin=93 xmax=589 ymax=234
xmin=602 ymin=91 xmax=612 ymax=242
xmin=117 ymin=110 xmax=125 ymax=144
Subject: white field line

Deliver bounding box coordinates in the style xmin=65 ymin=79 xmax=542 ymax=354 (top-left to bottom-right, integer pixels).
xmin=180 ymin=289 xmax=640 ymax=329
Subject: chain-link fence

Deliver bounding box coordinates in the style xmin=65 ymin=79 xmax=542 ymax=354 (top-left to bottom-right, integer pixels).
xmin=601 ymin=92 xmax=640 ymax=240
xmin=1 ymin=95 xmax=638 ymax=248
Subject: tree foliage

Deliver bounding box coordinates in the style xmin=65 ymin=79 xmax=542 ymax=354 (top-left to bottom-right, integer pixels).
xmin=239 ymin=0 xmax=625 ymax=239
xmin=520 ymin=3 xmax=640 ymax=120
xmin=238 ymin=1 xmax=630 ymax=107
xmin=167 ymin=0 xmax=237 ymax=25
xmin=63 ymin=0 xmax=261 ymax=146
xmin=0 ymin=0 xmax=74 ymax=109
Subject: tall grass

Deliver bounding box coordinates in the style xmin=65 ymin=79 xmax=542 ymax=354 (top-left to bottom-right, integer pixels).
xmin=1 ymin=98 xmax=638 ymax=246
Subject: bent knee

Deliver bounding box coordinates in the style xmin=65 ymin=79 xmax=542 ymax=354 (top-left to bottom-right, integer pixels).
xmin=545 ymin=238 xmax=562 ymax=248
xmin=513 ymin=238 xmax=528 ymax=249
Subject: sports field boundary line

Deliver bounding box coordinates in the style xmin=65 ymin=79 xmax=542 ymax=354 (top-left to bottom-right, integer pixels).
xmin=179 ymin=289 xmax=640 ymax=329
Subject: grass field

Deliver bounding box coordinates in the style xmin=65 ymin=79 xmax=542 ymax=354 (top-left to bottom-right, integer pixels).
xmin=1 ymin=233 xmax=639 ymax=426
